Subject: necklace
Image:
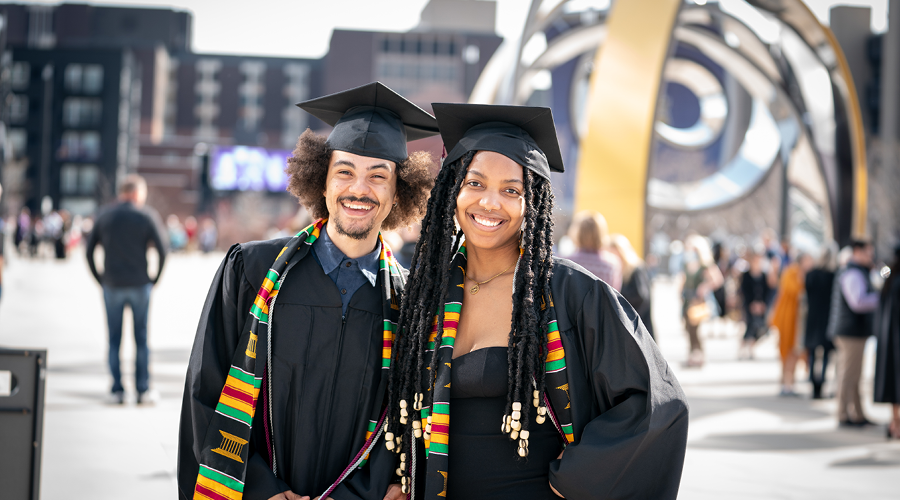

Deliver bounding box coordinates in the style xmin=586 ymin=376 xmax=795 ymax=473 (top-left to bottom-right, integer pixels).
xmin=468 ymin=259 xmax=517 ymax=295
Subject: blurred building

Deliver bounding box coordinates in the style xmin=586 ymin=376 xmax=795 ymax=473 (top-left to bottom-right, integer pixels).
xmin=140 ymin=52 xmax=322 ymax=219
xmin=0 ymin=0 xmax=501 ymax=244
xmin=0 ymin=3 xmax=191 ymax=216
xmin=5 ymin=46 xmax=140 ymax=216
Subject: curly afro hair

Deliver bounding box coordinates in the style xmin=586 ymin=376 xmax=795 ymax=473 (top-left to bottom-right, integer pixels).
xmin=285 ymin=128 xmax=435 ymax=231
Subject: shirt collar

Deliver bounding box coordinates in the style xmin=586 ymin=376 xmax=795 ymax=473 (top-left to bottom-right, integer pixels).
xmin=315 ymin=223 xmax=381 ymax=286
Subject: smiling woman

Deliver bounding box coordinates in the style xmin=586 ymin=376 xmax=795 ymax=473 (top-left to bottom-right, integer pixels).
xmin=382 ymin=103 xmax=689 ymax=500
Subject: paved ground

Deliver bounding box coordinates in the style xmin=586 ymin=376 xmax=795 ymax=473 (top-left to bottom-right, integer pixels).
xmin=0 ymin=249 xmax=897 ymax=499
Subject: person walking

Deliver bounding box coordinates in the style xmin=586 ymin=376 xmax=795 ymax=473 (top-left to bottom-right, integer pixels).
xmin=610 ymin=233 xmax=654 ymax=338
xmin=829 ymin=240 xmax=879 ymax=427
xmin=567 ymin=210 xmax=622 ymax=291
xmin=739 ymin=248 xmax=777 ymax=360
xmin=681 ymin=234 xmax=724 ymax=367
xmin=711 ymin=242 xmax=732 ymax=335
xmin=86 ymin=175 xmax=167 ymax=405
xmin=805 ymin=245 xmax=837 ymax=399
xmin=875 ymin=245 xmax=900 ymax=439
xmin=770 ymin=252 xmax=814 ymax=396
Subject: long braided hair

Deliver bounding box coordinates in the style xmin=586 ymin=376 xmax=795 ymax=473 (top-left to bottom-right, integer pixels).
xmin=385 ymin=150 xmax=556 ymax=461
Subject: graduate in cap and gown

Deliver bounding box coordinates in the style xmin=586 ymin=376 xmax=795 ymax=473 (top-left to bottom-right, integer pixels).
xmin=381 ymin=104 xmax=689 ymax=499
xmin=177 ymin=82 xmax=438 ymax=500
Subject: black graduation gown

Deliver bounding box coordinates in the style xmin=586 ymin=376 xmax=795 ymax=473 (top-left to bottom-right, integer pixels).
xmin=177 ymin=238 xmax=397 ymax=500
xmin=875 ymin=273 xmax=900 ymax=404
xmin=546 ymin=258 xmax=687 ymax=499
xmin=404 ymin=258 xmax=688 ymax=499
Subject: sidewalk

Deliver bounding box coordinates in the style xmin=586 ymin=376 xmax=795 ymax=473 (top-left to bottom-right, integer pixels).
xmin=0 ymin=248 xmax=221 ymax=499
xmin=0 ymin=253 xmax=897 ymax=499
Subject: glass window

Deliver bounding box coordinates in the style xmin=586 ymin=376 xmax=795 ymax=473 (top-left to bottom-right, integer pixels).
xmin=63 ymin=98 xmax=103 ymax=127
xmin=60 ymin=131 xmax=80 ymax=159
xmin=83 ymin=65 xmax=104 ymax=94
xmin=81 ymin=132 xmax=100 ymax=160
xmin=60 ymin=164 xmax=99 ymax=195
xmin=64 ymin=64 xmax=83 ymax=92
xmin=9 ymin=94 xmax=28 ymax=123
xmin=60 ymin=165 xmax=79 ymax=194
xmin=11 ymin=62 xmax=31 ymax=90
xmin=80 ymin=165 xmax=99 ymax=194
xmin=59 ymin=131 xmax=100 ymax=160
xmin=62 ymin=98 xmax=79 ymax=126
xmin=8 ymin=128 xmax=27 ymax=158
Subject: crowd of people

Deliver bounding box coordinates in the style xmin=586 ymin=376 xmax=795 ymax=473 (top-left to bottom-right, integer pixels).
xmin=550 ymin=209 xmax=899 ymax=440
xmin=11 ymin=206 xmax=90 ymax=260
xmin=166 ymin=214 xmax=219 ymax=253
xmin=650 ymin=228 xmax=900 ymax=439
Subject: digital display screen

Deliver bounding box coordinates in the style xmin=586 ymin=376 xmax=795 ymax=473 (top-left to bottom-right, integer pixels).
xmin=209 ymin=146 xmax=290 ymax=192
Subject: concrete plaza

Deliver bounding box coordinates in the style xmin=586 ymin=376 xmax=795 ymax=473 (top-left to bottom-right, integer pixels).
xmin=0 ymin=249 xmax=897 ymax=499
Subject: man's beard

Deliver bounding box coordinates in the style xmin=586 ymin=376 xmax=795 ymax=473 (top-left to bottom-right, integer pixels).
xmin=333 ymin=196 xmax=379 ymax=240
xmin=334 ymin=217 xmax=376 ymax=240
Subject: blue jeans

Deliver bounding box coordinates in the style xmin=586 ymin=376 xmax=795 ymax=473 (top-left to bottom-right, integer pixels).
xmin=103 ymin=284 xmax=153 ymax=394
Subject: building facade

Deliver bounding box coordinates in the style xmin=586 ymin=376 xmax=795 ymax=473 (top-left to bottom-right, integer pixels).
xmin=1 ymin=0 xmax=501 ymax=244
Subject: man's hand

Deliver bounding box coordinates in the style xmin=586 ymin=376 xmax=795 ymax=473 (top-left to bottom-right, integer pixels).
xmin=383 ymin=483 xmax=404 ymax=500
xmin=268 ymin=491 xmax=310 ymax=500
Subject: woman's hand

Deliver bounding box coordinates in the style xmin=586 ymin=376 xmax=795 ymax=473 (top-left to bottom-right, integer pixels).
xmin=549 ymin=449 xmax=565 ymax=497
xmin=550 ymin=482 xmax=565 ymax=498
xmin=383 ymin=483 xmax=404 ymax=500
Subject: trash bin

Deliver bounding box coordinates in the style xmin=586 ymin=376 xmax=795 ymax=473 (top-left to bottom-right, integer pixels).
xmin=0 ymin=348 xmax=47 ymax=500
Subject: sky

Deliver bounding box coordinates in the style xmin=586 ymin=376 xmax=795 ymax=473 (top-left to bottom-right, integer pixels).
xmin=20 ymin=0 xmax=889 ymax=59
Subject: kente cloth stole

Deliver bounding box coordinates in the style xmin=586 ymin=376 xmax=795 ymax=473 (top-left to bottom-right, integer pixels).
xmin=417 ymin=243 xmax=574 ymax=500
xmin=193 ymin=219 xmax=404 ymax=500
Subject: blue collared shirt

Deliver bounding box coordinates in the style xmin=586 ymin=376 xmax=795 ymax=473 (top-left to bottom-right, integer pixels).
xmin=311 ymin=224 xmax=381 ymax=315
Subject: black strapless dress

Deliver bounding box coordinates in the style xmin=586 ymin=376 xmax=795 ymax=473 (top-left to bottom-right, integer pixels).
xmin=447 ymin=347 xmax=562 ymax=499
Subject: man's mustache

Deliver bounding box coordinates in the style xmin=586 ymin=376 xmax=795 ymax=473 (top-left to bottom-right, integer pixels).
xmin=338 ymin=196 xmax=380 ymax=207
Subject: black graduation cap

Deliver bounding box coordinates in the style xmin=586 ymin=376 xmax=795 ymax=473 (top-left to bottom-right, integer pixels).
xmin=432 ymin=103 xmax=564 ymax=181
xmin=296 ymin=82 xmax=439 ymax=164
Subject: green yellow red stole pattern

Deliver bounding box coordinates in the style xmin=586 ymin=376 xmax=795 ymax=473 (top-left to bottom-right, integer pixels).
xmin=194 ymin=219 xmax=403 ymax=500
xmin=416 ymin=243 xmax=574 ymax=500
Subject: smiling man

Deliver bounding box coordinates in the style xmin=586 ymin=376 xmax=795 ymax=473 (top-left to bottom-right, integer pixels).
xmin=178 ymin=82 xmax=437 ymax=500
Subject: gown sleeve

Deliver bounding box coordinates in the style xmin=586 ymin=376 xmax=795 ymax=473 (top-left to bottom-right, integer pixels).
xmin=177 ymin=244 xmax=288 ymax=499
xmin=547 ymin=278 xmax=689 ymax=500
